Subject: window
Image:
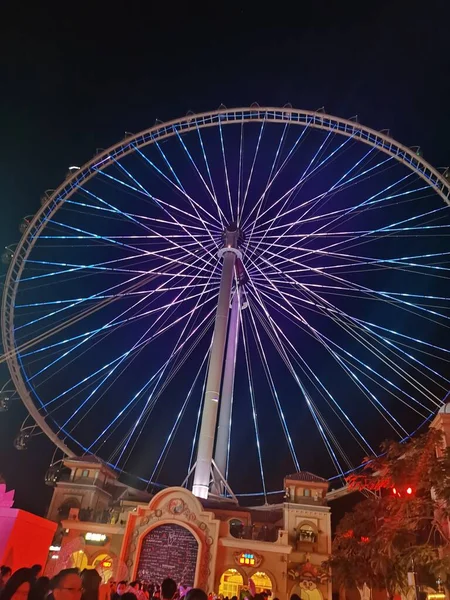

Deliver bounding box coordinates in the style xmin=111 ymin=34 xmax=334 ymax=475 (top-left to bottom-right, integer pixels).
xmin=303 ymin=489 xmax=311 ymax=497
xmin=297 ymin=524 xmax=316 ymax=542
xmin=82 ymin=470 xmax=89 ymax=477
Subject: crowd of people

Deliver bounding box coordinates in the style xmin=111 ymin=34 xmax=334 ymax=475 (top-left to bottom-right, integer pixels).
xmin=0 ymin=565 xmax=278 ymax=600
xmin=0 ymin=566 xmax=211 ymax=600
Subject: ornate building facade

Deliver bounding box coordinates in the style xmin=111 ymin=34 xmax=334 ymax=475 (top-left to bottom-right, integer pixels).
xmin=46 ymin=459 xmax=332 ymax=600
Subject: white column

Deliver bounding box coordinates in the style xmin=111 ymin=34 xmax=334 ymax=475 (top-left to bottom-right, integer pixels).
xmin=192 ymin=230 xmax=240 ymax=499
xmin=213 ymin=287 xmax=241 ymax=493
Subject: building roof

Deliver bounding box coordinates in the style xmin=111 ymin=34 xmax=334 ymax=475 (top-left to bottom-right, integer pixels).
xmin=285 ymin=471 xmax=328 ymax=484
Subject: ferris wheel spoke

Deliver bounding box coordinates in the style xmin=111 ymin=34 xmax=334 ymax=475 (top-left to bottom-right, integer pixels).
xmin=247 ymin=293 xmax=376 ymax=456
xmin=300 ymin=193 xmax=445 ymax=261
xmin=20 ymin=247 xmax=218 ymax=362
xmin=112 ymin=158 xmax=221 ymax=262
xmin=248 ymin=150 xmax=391 ymax=262
xmin=44 ymin=286 xmax=217 ymax=429
xmin=74 ymin=182 xmax=220 ymax=267
xmin=238 ymin=120 xmax=266 ymax=225
xmin=62 ymin=280 xmax=214 ymax=436
xmin=259 ymin=271 xmax=447 ymax=406
xmin=240 ymin=308 xmax=268 ymax=501
xmin=217 ymin=118 xmax=234 ymax=223
xmin=249 ymin=161 xmax=412 ymax=241
xmin=251 ymin=281 xmax=410 ymax=437
xmin=195 ymin=125 xmax=226 ymax=227
xmin=242 ymin=121 xmax=291 ymax=249
xmin=252 ymin=244 xmax=450 ymax=331
xmin=130 ymin=143 xmax=223 ymax=231
xmin=245 ymin=281 xmax=348 ymax=476
xmin=258 ymin=276 xmax=450 ymax=396
xmin=246 ymin=127 xmax=355 ymax=245
xmin=251 ymin=239 xmax=450 ymax=284
xmin=244 ymin=301 xmax=300 ymax=471
xmin=86 ymin=311 xmax=214 ymax=456
xmin=249 ymin=255 xmax=442 ymax=412
xmin=241 ymin=120 xmax=294 ymax=230
xmin=29 ymin=282 xmax=218 ymax=392
xmin=148 ymin=348 xmax=210 ymax=485
xmin=110 ymin=282 xmax=216 ymax=470
xmin=174 ymin=129 xmax=226 ymax=228
xmin=70 ymin=187 xmax=215 ymax=234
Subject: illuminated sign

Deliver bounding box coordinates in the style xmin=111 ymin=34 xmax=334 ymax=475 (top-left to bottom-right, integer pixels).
xmin=49 ymin=545 xmax=61 ymax=552
xmin=239 ymin=553 xmax=255 ymax=566
xmin=85 ymin=532 xmax=107 ymax=542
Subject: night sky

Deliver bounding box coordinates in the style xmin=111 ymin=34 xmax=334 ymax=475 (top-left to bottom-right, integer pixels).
xmin=1 ymin=2 xmax=450 ymax=520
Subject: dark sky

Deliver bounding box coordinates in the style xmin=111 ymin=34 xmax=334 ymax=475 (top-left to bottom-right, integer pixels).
xmin=1 ymin=2 xmax=449 ymax=519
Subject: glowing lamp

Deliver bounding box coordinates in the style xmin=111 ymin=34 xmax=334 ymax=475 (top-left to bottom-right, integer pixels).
xmin=406 ymin=487 xmax=412 ymax=495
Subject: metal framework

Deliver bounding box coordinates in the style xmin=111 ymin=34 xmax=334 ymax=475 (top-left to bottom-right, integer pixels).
xmin=2 ymin=106 xmax=450 ymax=469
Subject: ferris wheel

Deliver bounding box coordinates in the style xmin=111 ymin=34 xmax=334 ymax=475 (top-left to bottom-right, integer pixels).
xmin=2 ymin=106 xmax=450 ymax=501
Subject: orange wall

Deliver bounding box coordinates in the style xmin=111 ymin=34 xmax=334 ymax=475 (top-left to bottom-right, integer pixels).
xmin=0 ymin=508 xmax=57 ymax=572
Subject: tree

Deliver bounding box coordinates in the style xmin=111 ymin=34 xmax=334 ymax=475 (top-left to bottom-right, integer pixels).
xmin=328 ymin=428 xmax=450 ymax=597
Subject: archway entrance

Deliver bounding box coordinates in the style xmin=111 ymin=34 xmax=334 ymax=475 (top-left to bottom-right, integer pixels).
xmin=71 ymin=550 xmax=88 ymax=570
xmin=93 ymin=554 xmax=113 ymax=583
xmin=250 ymin=572 xmax=272 ymax=595
xmin=219 ymin=569 xmax=244 ymax=597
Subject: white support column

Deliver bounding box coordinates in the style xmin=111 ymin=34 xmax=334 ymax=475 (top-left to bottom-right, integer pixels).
xmin=192 ymin=227 xmax=241 ymax=499
xmin=212 ymin=287 xmax=241 ymax=494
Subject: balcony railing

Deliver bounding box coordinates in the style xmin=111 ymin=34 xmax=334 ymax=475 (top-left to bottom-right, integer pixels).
xmin=230 ymin=524 xmax=279 ymax=542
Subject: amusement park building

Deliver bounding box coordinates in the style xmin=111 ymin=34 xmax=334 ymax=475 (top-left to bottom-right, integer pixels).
xmin=45 ymin=458 xmax=332 ymax=600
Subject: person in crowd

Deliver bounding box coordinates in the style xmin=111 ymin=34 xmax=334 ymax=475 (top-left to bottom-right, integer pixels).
xmin=185 ymin=590 xmax=207 ymax=600
xmin=128 ymin=583 xmax=145 ymax=600
xmin=29 ymin=577 xmax=50 ymax=600
xmin=118 ymin=594 xmax=136 ymax=600
xmin=0 ymin=567 xmax=12 ymax=594
xmin=30 ymin=568 xmax=43 ymax=588
xmin=0 ymin=568 xmax=34 ymax=600
xmin=112 ymin=582 xmax=128 ymax=600
xmin=81 ymin=570 xmax=101 ymax=600
xmin=52 ymin=569 xmax=83 ymax=600
xmin=160 ymin=580 xmax=176 ymax=600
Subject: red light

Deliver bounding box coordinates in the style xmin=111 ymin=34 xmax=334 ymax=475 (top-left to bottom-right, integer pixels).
xmin=406 ymin=487 xmax=412 ymax=495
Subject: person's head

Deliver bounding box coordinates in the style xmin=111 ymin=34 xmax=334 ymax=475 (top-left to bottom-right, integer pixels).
xmin=1 ymin=566 xmax=13 ymax=582
xmin=290 ymin=595 xmax=301 ymax=600
xmin=185 ymin=590 xmax=207 ymax=600
xmin=52 ymin=569 xmax=83 ymax=600
xmin=31 ymin=567 xmax=42 ymax=580
xmin=116 ymin=582 xmax=128 ymax=596
xmin=81 ymin=570 xmax=101 ymax=592
xmin=29 ymin=577 xmax=51 ymax=600
xmin=120 ymin=594 xmax=136 ymax=600
xmin=129 ymin=582 xmax=140 ymax=591
xmin=1 ymin=568 xmax=33 ymax=600
xmin=161 ymin=579 xmax=177 ymax=600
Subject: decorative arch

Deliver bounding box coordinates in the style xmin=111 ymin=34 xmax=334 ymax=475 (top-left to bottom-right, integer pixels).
xmin=249 ymin=568 xmax=277 ymax=593
xmin=215 ymin=566 xmax=248 ymax=592
xmin=295 ymin=520 xmax=318 ymax=534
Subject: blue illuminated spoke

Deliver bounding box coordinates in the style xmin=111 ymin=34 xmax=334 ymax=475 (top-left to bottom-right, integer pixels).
xmin=240 ymin=309 xmax=267 ymax=502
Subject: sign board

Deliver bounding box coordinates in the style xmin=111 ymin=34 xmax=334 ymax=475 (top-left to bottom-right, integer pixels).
xmin=136 ymin=524 xmax=198 ymax=586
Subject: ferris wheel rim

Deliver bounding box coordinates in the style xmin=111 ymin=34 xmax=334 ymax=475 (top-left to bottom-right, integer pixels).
xmin=2 ymin=105 xmax=450 ymax=475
